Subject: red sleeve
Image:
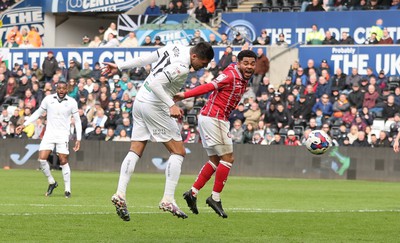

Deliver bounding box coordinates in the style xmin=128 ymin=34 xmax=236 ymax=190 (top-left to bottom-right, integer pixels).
xmin=184 ymin=83 xmax=215 ymax=99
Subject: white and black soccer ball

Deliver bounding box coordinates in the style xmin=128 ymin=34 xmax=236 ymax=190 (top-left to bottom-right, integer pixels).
xmin=305 ymin=130 xmax=332 ymax=155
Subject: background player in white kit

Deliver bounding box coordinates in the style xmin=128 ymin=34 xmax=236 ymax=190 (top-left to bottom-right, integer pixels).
xmin=174 ymin=50 xmax=257 ymax=218
xmin=16 ymin=82 xmax=82 ymax=198
xmin=103 ymin=42 xmax=214 ymax=221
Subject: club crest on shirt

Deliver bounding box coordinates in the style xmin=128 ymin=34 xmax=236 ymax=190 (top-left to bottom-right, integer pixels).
xmin=215 ymin=74 xmax=227 ymax=83
xmin=173 ymin=46 xmax=179 ymax=57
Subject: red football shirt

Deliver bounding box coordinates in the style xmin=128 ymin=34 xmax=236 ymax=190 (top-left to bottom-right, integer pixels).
xmin=201 ymin=63 xmax=249 ymax=121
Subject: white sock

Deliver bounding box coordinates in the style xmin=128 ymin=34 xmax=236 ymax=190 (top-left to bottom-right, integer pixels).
xmin=162 ymin=154 xmax=183 ymax=202
xmin=60 ymin=163 xmax=71 ymax=192
xmin=116 ymin=151 xmax=140 ymax=198
xmin=39 ymin=159 xmax=55 ymax=184
xmin=212 ymin=191 xmax=221 ymax=202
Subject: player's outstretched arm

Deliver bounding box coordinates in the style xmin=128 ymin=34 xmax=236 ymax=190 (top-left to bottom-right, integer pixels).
xmin=176 ymin=83 xmax=215 ymax=100
xmin=101 ymin=62 xmax=119 ymax=77
xmin=394 ymin=132 xmax=400 ymax=153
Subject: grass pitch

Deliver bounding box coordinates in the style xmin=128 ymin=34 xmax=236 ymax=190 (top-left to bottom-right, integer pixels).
xmin=0 ymin=169 xmax=400 ymax=242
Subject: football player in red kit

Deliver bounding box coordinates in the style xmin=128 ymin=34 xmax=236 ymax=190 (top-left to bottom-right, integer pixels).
xmin=174 ymin=49 xmax=257 ymax=218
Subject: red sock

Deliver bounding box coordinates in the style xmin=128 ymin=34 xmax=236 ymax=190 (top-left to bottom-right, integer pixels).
xmin=213 ymin=160 xmax=232 ymax=193
xmin=193 ymin=161 xmax=216 ymax=191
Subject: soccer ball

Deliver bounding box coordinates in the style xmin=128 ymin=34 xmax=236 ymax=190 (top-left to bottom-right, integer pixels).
xmin=305 ymin=130 xmax=332 ymax=155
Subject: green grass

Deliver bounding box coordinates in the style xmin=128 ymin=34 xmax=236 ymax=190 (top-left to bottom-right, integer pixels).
xmin=1 ymin=169 xmax=400 ymax=242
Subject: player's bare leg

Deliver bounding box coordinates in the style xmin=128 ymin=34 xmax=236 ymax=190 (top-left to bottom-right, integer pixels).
xmin=38 ymin=150 xmax=58 ymax=196
xmin=59 ymin=154 xmax=71 ymax=198
xmin=159 ymin=139 xmax=187 ymax=219
xmin=112 ymin=141 xmax=147 ymax=222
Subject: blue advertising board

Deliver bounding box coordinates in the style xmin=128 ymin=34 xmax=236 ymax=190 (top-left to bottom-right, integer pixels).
xmin=299 ymin=45 xmax=400 ymax=76
xmin=44 ymin=0 xmax=142 ymax=13
xmin=219 ymin=11 xmax=400 ymax=45
xmin=5 ymin=46 xmax=254 ymax=69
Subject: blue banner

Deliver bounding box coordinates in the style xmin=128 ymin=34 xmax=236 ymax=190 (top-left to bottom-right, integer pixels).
xmin=299 ymin=45 xmax=400 ymax=76
xmin=219 ymin=11 xmax=400 ymax=45
xmin=6 ymin=46 xmax=256 ymax=69
xmin=44 ymin=0 xmax=142 ymax=13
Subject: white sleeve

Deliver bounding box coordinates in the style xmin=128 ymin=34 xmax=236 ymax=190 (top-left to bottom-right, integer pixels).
xmin=71 ymin=101 xmax=82 ymax=141
xmin=148 ymin=63 xmax=189 ymax=107
xmin=117 ymin=49 xmax=160 ymax=70
xmin=23 ymin=98 xmax=47 ymax=126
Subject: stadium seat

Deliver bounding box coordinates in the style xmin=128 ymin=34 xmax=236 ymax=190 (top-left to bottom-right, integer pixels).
xmin=279 ymin=128 xmax=289 ymax=136
xmin=269 ymin=127 xmax=278 ymax=134
xmin=261 ymin=7 xmax=271 ymax=11
xmin=186 ymin=114 xmax=198 ymax=127
xmin=192 ymin=106 xmax=202 ymax=114
xmin=330 ymin=127 xmax=340 ymax=138
xmin=293 ymin=126 xmax=304 ymax=136
xmin=384 ymin=120 xmax=395 ymax=132
xmin=251 ymin=6 xmax=260 ymax=12
xmin=371 ymin=119 xmax=385 ymax=131
xmin=333 ymin=119 xmax=343 ymax=126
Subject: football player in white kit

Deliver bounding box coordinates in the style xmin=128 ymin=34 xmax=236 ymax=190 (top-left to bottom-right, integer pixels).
xmin=16 ymin=81 xmax=82 ymax=198
xmin=103 ymin=42 xmax=214 ymax=221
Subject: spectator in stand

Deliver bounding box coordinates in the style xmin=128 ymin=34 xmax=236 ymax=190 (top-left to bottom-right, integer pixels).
xmin=103 ymin=22 xmax=118 ymax=41
xmin=218 ymin=33 xmax=231 ymax=46
xmin=293 ymin=94 xmax=313 ymax=122
xmin=67 ymin=59 xmax=81 ymax=81
xmin=358 ymin=106 xmax=373 ymax=126
xmin=97 ymin=26 xmax=105 ymax=40
xmin=312 ymin=94 xmax=333 ymax=118
xmin=86 ymin=126 xmax=106 ymax=140
xmin=303 ymin=59 xmax=316 ymax=77
xmin=252 ymin=131 xmax=267 ymax=145
xmin=142 ymin=35 xmax=154 ymax=46
xmin=81 ymin=35 xmax=91 ymax=47
xmin=364 ymin=0 xmax=384 ymax=10
xmin=189 ymin=30 xmax=205 ymax=46
xmin=208 ymin=33 xmax=218 ymax=46
xmin=173 ymin=0 xmax=187 ymax=13
xmin=194 ymin=1 xmax=209 ymax=23
xmin=275 ymin=33 xmax=288 ymax=46
xmin=363 ymin=85 xmax=380 ymax=115
xmin=187 ymin=1 xmax=196 ymax=15
xmin=229 ymin=103 xmax=245 ymax=127
xmin=306 ymin=24 xmax=324 ymax=45
xmin=27 ymin=26 xmax=42 ymax=47
xmin=389 ymin=113 xmax=400 ymax=138
xmin=374 ymin=131 xmax=391 ymax=147
xmin=339 ymin=32 xmax=355 ymax=45
xmin=105 ymin=128 xmax=115 ymax=141
xmin=345 ymin=67 xmax=361 ymax=90
xmin=331 ymin=93 xmax=350 ymax=121
xmin=364 ymin=32 xmax=379 ymax=45
xmin=217 ymin=46 xmax=233 ymax=70
xmin=100 ymin=33 xmax=120 ymax=47
xmin=382 ymin=95 xmax=400 ymax=121
xmin=203 ymin=0 xmax=215 ymax=13
xmin=389 ymin=0 xmax=400 ymax=9
xmin=284 ymin=130 xmax=301 ymax=146
xmin=3 ymin=36 xmax=19 ymax=48
xmin=331 ymin=68 xmax=347 ymax=91
xmin=270 ymin=133 xmax=284 ymax=145
xmin=378 ymin=29 xmax=393 ymax=44
xmin=42 ymin=51 xmax=58 ymax=82
xmin=252 ymin=48 xmax=269 ymax=92
xmin=377 ymin=70 xmax=388 ymax=89
xmin=273 ymin=103 xmax=292 ymax=129
xmin=256 ymin=76 xmax=270 ymax=98
xmin=322 ymin=31 xmax=338 ymax=45
xmin=88 ymin=36 xmax=102 ymax=47
xmin=316 ymin=76 xmax=331 ymax=99
xmin=120 ymin=32 xmax=138 ymax=47
xmin=115 ymin=117 xmax=132 ymax=137
xmin=351 ymin=131 xmax=370 ymax=147
xmin=305 ymin=0 xmax=325 ymax=11
xmin=123 ymin=81 xmax=137 ymax=99
xmin=230 ymin=119 xmax=244 ymax=144
xmin=15 ymin=76 xmax=31 ymax=100
xmin=232 ymin=32 xmax=246 ymax=46
xmin=348 ymin=83 xmax=364 ymax=109
xmin=166 ymin=1 xmax=175 ymax=14
xmin=58 ymin=61 xmax=68 ymax=81
xmin=153 ymin=36 xmax=165 ymax=46
xmin=253 ymin=29 xmax=270 ymax=46
xmin=244 ymin=102 xmax=261 ymax=128
xmin=144 ymin=0 xmax=161 ymax=15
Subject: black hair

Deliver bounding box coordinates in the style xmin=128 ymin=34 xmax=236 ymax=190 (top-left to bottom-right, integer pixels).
xmin=237 ymin=50 xmax=257 ymax=61
xmin=191 ymin=42 xmax=214 ymax=60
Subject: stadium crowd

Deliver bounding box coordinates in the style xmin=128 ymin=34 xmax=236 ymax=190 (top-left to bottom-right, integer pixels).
xmin=1 ymin=8 xmax=400 ymax=148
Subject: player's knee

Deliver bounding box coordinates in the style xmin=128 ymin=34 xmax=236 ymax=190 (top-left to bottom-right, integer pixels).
xmin=221 ymin=153 xmax=234 ymax=164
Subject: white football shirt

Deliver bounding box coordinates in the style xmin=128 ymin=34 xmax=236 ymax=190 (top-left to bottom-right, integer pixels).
xmin=24 ymin=94 xmax=81 ymax=140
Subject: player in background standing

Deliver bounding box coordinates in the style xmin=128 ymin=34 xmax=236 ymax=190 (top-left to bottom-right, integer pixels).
xmin=16 ymin=82 xmax=82 ymax=198
xmin=174 ymin=50 xmax=257 ymax=218
xmin=102 ymin=42 xmax=214 ymax=221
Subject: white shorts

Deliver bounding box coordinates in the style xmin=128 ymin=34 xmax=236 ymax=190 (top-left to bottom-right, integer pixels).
xmin=131 ymin=101 xmax=182 ymax=142
xmin=198 ymin=115 xmax=233 ymax=156
xmin=39 ymin=135 xmax=70 ymax=155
